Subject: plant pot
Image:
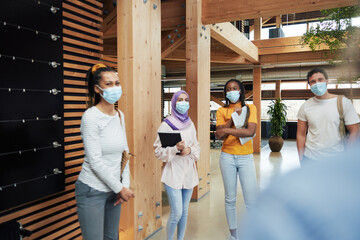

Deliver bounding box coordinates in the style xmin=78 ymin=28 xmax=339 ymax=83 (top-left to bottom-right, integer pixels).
xmin=268 ymin=136 xmax=284 ymax=152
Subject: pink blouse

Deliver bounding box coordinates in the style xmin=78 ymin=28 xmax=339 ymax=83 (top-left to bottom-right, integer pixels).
xmin=153 ymin=121 xmax=200 ymax=189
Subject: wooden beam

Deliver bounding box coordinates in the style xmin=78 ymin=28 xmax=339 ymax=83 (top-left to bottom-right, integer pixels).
xmin=253 ymin=67 xmax=261 ymax=153
xmin=162 ymin=27 xmax=186 ymax=58
xmin=253 ymin=36 xmax=329 ymax=55
xmin=186 ymin=0 xmax=211 ymax=200
xmin=275 ymin=80 xmax=281 ymax=99
xmin=202 ymin=0 xmax=359 ymax=24
xmin=211 ymin=22 xmax=259 ymax=63
xmin=210 ymin=95 xmax=225 ymax=106
xmin=103 ymin=7 xmax=117 ymax=35
xmin=117 ymin=0 xmax=162 ymax=239
xmin=250 ymin=17 xmax=272 ymax=33
xmin=254 ymin=18 xmax=262 ymax=41
xmin=164 ymin=48 xmax=246 ymax=64
xmin=104 ymin=0 xmax=185 ymax=40
xmin=263 ymin=17 xmax=321 ymax=27
xmin=245 ymin=90 xmax=253 ymax=100
xmin=276 ymin=15 xmax=282 ymax=28
xmin=260 ymin=50 xmax=334 ymax=64
xmin=162 ymin=0 xmax=186 ymax=30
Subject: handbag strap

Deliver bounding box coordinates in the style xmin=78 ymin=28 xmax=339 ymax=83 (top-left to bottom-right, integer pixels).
xmin=337 ymin=95 xmax=346 ymax=139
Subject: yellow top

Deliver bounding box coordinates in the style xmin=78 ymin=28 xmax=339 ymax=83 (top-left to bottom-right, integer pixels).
xmin=216 ymin=103 xmax=257 ymax=155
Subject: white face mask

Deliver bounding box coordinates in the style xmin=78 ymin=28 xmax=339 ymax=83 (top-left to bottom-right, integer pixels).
xmin=226 ymin=91 xmax=240 ymax=103
xmin=176 ymin=101 xmax=190 ymax=114
xmin=97 ymin=85 xmax=122 ymax=104
xmin=310 ymin=82 xmax=327 ymax=96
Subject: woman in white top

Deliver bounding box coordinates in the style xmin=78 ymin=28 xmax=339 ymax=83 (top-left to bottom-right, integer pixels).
xmin=75 ymin=64 xmax=135 ymax=240
xmin=153 ymin=90 xmax=200 ymax=240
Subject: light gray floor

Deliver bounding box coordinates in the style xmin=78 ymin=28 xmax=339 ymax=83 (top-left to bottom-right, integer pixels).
xmin=150 ymin=140 xmax=300 ymax=240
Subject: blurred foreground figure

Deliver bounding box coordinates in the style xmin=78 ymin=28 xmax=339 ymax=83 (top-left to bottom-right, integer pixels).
xmin=239 ymin=145 xmax=360 ymax=240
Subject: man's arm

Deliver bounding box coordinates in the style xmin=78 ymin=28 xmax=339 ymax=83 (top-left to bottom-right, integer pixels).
xmin=297 ymin=120 xmax=308 ymax=161
xmin=346 ymin=123 xmax=359 ymax=144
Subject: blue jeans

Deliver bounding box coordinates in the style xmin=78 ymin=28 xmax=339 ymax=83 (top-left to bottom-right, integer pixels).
xmin=75 ymin=180 xmax=121 ymax=240
xmin=164 ymin=184 xmax=194 ymax=240
xmin=219 ymin=152 xmax=258 ymax=230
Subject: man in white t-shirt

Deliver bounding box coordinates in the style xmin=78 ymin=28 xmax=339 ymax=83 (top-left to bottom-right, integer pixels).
xmin=297 ymin=68 xmax=360 ymax=164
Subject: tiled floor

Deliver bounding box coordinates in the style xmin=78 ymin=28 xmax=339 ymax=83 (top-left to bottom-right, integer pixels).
xmin=149 ymin=140 xmax=300 ymax=240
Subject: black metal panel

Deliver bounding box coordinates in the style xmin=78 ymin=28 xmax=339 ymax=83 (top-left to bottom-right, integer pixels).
xmin=0 ymin=0 xmax=64 ymax=211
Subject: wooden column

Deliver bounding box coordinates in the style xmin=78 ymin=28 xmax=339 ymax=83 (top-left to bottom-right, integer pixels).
xmin=253 ymin=67 xmax=262 ymax=153
xmin=254 ymin=18 xmax=262 ymax=41
xmin=186 ymin=0 xmax=211 ymax=200
xmin=275 ymin=80 xmax=281 ymax=99
xmin=117 ymin=0 xmax=162 ymax=239
xmin=276 ymin=15 xmax=282 ymax=28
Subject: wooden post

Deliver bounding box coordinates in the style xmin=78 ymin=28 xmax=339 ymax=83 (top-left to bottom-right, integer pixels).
xmin=253 ymin=67 xmax=262 ymax=153
xmin=186 ymin=0 xmax=211 ymax=200
xmin=275 ymin=80 xmax=281 ymax=99
xmin=254 ymin=18 xmax=262 ymax=41
xmin=117 ymin=0 xmax=162 ymax=239
xmin=276 ymin=15 xmax=282 ymax=28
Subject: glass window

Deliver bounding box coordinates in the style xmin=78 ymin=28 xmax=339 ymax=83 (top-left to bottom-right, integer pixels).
xmin=262 ymin=83 xmax=275 ymax=90
xmin=281 ymin=82 xmax=307 ymax=90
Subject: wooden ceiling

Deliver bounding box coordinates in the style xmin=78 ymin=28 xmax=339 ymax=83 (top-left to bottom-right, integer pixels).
xmin=101 ymin=0 xmax=355 ymax=78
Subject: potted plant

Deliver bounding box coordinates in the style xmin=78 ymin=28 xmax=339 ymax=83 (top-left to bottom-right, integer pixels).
xmin=267 ymin=98 xmax=288 ymax=152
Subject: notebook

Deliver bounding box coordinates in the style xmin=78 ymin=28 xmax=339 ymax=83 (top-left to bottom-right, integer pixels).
xmin=231 ymin=106 xmax=255 ymax=145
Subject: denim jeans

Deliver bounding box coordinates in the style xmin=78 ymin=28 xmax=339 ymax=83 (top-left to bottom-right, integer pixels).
xmin=75 ymin=180 xmax=121 ymax=240
xmin=164 ymin=184 xmax=194 ymax=240
xmin=219 ymin=151 xmax=258 ymax=230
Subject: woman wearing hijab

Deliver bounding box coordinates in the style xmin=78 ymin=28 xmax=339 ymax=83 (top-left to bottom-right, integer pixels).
xmin=153 ymin=90 xmax=200 ymax=240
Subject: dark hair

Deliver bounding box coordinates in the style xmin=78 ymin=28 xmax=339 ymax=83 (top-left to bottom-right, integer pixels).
xmin=223 ymin=79 xmax=246 ymax=107
xmin=306 ymin=68 xmax=328 ymax=84
xmin=86 ymin=64 xmax=116 ymax=107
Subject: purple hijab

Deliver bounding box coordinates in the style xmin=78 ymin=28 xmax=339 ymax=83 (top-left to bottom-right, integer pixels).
xmin=164 ymin=90 xmax=191 ymax=130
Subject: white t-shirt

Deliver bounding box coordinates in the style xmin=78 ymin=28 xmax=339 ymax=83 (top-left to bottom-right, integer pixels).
xmin=297 ymin=96 xmax=360 ymax=160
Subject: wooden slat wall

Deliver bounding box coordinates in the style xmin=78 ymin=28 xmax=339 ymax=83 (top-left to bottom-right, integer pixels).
xmin=0 ymin=1 xmax=104 ymax=239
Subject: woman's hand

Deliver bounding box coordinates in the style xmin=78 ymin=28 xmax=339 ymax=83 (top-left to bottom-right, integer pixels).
xmin=234 ymin=107 xmax=242 ymax=115
xmin=215 ymin=128 xmax=228 ymax=139
xmin=180 ymin=147 xmax=191 ymax=156
xmin=176 ymin=140 xmax=185 ymax=151
xmin=115 ymin=187 xmax=135 ymax=206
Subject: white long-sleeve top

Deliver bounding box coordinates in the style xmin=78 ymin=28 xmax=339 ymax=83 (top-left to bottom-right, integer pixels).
xmin=153 ymin=121 xmax=200 ymax=189
xmin=78 ymin=106 xmax=130 ymax=193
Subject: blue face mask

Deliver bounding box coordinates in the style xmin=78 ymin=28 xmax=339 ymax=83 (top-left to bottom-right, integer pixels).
xmin=176 ymin=101 xmax=189 ymax=114
xmin=226 ymin=91 xmax=240 ymax=103
xmin=310 ymin=82 xmax=327 ymax=96
xmin=97 ymin=85 xmax=122 ymax=104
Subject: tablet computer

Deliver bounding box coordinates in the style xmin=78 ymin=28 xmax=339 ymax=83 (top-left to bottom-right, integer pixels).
xmin=158 ymin=132 xmax=182 ymax=148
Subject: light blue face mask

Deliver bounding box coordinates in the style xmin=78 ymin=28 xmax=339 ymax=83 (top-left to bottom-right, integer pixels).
xmin=310 ymin=82 xmax=327 ymax=96
xmin=226 ymin=91 xmax=240 ymax=103
xmin=97 ymin=85 xmax=122 ymax=104
xmin=176 ymin=101 xmax=189 ymax=114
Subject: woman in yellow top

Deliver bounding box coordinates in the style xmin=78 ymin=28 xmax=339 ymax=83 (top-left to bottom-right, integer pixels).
xmin=215 ymin=79 xmax=258 ymax=240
